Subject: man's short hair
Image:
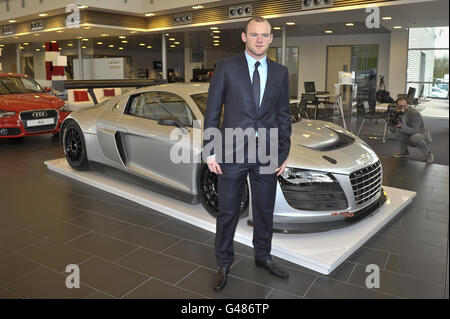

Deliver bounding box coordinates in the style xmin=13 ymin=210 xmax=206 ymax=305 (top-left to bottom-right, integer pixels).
xmin=244 ymin=16 xmax=272 ymax=34
xmin=396 ymin=97 xmax=409 ymax=105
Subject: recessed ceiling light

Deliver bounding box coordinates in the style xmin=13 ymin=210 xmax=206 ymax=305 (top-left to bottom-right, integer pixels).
xmin=0 ymin=44 xmax=5 ymax=47
xmin=210 ymin=27 xmax=218 ymax=30
xmin=35 ymin=48 xmax=40 ymax=51
xmin=58 ymin=47 xmax=62 ymax=50
xmin=169 ymin=38 xmax=175 ymax=41
xmin=382 ymin=17 xmax=392 ymax=20
xmin=145 ymin=13 xmax=155 ymax=16
xmin=165 ymin=33 xmax=170 ymax=36
xmin=213 ymin=40 xmax=220 ymax=43
xmin=139 ymin=43 xmax=146 ymax=46
xmin=345 ymin=23 xmax=354 ymax=27
xmin=82 ymin=38 xmax=89 ymax=41
xmin=121 ymin=40 xmax=128 ymax=43
xmin=76 ymin=36 xmax=82 ymax=39
xmin=34 ymin=33 xmax=40 ymax=36
xmin=174 ymin=41 xmax=180 ymax=44
xmin=118 ymin=36 xmax=126 ymax=39
xmin=38 ymin=13 xmax=48 ymax=17
xmin=325 ymin=30 xmax=333 ymax=34
xmin=82 ymin=46 xmax=86 ymax=49
xmin=101 ymin=33 xmax=109 ymax=37
xmin=213 ymin=36 xmax=220 ymax=39
xmin=393 ymin=26 xmax=402 ymax=29
xmin=83 ymin=26 xmax=91 ymax=30
xmin=23 ymin=42 xmax=29 ymax=45
xmin=192 ymin=5 xmax=203 ymax=9
xmin=118 ymin=47 xmax=124 ymax=50
xmin=212 ymin=30 xmax=220 ymax=33
xmin=108 ymin=44 xmax=114 ymax=47
xmin=50 ymin=40 xmax=57 ymax=43
xmin=42 ymin=45 xmax=45 ymax=48
xmin=19 ymin=46 xmax=24 ymax=49
xmin=146 ymin=45 xmax=152 ymax=48
xmin=8 ymin=19 xmax=16 ymax=23
xmin=286 ymin=22 xmax=295 ymax=25
xmin=170 ymin=45 xmax=175 ymax=48
xmin=97 ymin=42 xmax=103 ymax=45
xmin=273 ymin=27 xmax=281 ymax=30
xmin=213 ymin=43 xmax=220 ymax=46
xmin=68 ymin=43 xmax=74 ymax=46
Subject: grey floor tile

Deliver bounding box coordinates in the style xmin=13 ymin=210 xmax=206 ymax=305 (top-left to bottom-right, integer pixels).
xmin=37 ymin=203 xmax=89 ymax=222
xmin=66 ymin=232 xmax=138 ymax=261
xmin=230 ymin=257 xmax=316 ymax=297
xmin=427 ymin=210 xmax=449 ymax=223
xmin=177 ymin=267 xmax=273 ymax=299
xmin=96 ymin=206 xmax=168 ymax=229
xmin=347 ymin=247 xmax=390 ymax=267
xmin=267 ymin=289 xmax=300 ymax=299
xmin=78 ymin=257 xmax=148 ymax=298
xmin=18 ymin=240 xmax=92 ymax=273
xmin=378 ymin=225 xmax=448 ymax=248
xmin=163 ymin=240 xmax=218 ymax=270
xmin=418 ymin=243 xmax=447 ymax=262
xmin=304 ymin=277 xmax=397 ymax=299
xmin=0 ymin=222 xmax=45 ymax=251
xmin=0 ymin=284 xmax=23 ymax=299
xmin=328 ymin=262 xmax=357 ymax=282
xmin=112 ymin=225 xmax=180 ymax=252
xmin=401 ymin=216 xmax=448 ymax=234
xmin=348 ymin=264 xmax=443 ymax=299
xmin=124 ymin=278 xmax=206 ymax=299
xmin=72 ymin=197 xmax=126 ymax=215
xmin=363 ymin=235 xmax=420 ymax=259
xmin=85 ymin=291 xmax=116 ymax=299
xmin=385 ymin=253 xmax=446 ymax=286
xmin=152 ymin=219 xmax=214 ymax=243
xmin=0 ymin=253 xmax=41 ymax=284
xmin=116 ymin=248 xmax=198 ymax=284
xmin=24 ymin=219 xmax=90 ymax=243
xmin=5 ymin=267 xmax=94 ymax=299
xmin=69 ymin=213 xmax=130 ymax=235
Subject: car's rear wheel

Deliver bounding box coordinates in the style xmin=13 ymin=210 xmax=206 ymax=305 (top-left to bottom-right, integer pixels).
xmin=197 ymin=163 xmax=249 ymax=219
xmin=63 ymin=121 xmax=89 ymax=171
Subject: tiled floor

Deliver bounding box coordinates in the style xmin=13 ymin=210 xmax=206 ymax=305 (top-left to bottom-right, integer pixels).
xmin=0 ymin=134 xmax=448 ymax=299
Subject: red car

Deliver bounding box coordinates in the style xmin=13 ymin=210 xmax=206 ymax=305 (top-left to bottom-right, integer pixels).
xmin=0 ymin=73 xmax=70 ymax=138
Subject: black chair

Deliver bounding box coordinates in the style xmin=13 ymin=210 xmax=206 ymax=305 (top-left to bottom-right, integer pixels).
xmin=298 ymin=99 xmax=309 ymax=119
xmin=357 ymin=101 xmax=386 ymax=136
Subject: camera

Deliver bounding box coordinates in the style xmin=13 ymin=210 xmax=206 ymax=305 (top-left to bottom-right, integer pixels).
xmin=387 ymin=104 xmax=404 ymax=126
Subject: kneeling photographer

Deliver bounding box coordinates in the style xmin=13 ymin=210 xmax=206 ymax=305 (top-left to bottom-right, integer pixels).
xmin=389 ymin=97 xmax=434 ymax=163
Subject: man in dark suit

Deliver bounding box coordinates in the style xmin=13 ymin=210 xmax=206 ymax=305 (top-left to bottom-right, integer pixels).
xmin=203 ymin=16 xmax=292 ymax=291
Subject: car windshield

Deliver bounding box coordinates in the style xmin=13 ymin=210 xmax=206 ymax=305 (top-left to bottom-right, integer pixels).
xmin=191 ymin=92 xmax=224 ymax=126
xmin=0 ymin=76 xmax=44 ymax=95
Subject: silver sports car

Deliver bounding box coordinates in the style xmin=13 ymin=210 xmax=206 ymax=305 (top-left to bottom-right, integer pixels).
xmin=61 ymin=83 xmax=385 ymax=233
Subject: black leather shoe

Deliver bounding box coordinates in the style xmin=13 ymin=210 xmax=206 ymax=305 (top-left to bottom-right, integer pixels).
xmin=213 ymin=267 xmax=229 ymax=291
xmin=255 ymin=258 xmax=289 ymax=279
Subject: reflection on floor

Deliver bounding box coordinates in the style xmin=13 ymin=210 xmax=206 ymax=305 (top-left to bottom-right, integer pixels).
xmin=0 ymin=134 xmax=448 ymax=299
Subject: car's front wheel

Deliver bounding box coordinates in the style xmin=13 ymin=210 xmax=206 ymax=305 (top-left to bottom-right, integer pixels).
xmin=63 ymin=121 xmax=89 ymax=171
xmin=197 ymin=163 xmax=249 ymax=219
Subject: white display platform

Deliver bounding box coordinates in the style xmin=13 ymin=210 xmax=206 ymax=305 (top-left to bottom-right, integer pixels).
xmin=45 ymin=158 xmax=416 ymax=275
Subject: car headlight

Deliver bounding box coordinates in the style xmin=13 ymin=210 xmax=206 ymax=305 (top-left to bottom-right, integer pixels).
xmin=0 ymin=110 xmax=16 ymax=118
xmin=58 ymin=104 xmax=71 ymax=112
xmin=280 ymin=167 xmax=336 ymax=184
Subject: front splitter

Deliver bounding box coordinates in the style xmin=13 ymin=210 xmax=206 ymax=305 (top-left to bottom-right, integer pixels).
xmin=45 ymin=158 xmax=416 ymax=275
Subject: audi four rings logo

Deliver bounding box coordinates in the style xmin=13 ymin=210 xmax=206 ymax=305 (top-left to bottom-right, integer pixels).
xmin=32 ymin=111 xmax=48 ymax=118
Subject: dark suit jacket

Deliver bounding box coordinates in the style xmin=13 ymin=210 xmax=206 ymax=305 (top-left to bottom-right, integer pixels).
xmin=203 ymin=53 xmax=292 ymax=167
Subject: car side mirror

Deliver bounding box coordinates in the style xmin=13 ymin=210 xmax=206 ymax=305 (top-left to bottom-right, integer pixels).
xmin=44 ymin=86 xmax=51 ymax=93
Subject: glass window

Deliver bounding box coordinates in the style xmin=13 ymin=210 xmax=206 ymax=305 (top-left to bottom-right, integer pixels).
xmin=191 ymin=92 xmax=224 ymax=127
xmin=0 ymin=76 xmax=43 ymax=94
xmin=127 ymin=91 xmax=195 ymax=127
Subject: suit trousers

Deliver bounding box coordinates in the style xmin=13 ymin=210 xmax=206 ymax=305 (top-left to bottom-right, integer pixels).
xmin=215 ymin=162 xmax=277 ymax=268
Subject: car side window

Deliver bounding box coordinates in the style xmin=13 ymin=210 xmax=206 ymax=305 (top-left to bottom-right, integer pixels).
xmin=127 ymin=91 xmax=195 ymax=127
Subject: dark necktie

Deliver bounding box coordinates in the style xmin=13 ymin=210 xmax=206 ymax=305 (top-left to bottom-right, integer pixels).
xmin=252 ymin=61 xmax=261 ymax=108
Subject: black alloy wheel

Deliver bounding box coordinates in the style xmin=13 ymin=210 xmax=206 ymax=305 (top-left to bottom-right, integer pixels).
xmin=198 ymin=163 xmax=249 ymax=219
xmin=63 ymin=121 xmax=89 ymax=171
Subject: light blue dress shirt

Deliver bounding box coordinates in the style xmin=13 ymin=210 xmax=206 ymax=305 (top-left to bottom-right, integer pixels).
xmin=245 ymin=51 xmax=268 ymax=107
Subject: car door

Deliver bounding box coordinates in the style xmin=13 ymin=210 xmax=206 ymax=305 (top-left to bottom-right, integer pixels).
xmin=117 ymin=91 xmax=198 ymax=194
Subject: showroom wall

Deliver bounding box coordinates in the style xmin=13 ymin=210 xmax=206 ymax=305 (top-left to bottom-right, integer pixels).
xmin=272 ymin=32 xmax=391 ymax=98
xmin=388 ymin=31 xmax=409 ymax=99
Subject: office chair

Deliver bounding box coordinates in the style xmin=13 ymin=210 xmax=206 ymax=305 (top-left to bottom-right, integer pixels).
xmin=357 ymin=101 xmax=386 ymax=136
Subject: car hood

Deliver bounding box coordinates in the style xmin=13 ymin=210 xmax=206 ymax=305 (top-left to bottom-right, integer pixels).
xmin=287 ymin=120 xmax=380 ymax=175
xmin=0 ymin=93 xmax=65 ymax=111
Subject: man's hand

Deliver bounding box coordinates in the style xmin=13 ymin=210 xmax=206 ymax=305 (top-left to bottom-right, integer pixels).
xmin=275 ymin=160 xmax=288 ymax=176
xmin=396 ymin=122 xmax=403 ymax=128
xmin=207 ymin=155 xmax=222 ymax=175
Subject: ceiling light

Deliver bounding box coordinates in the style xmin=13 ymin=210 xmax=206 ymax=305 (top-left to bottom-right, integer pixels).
xmin=210 ymin=27 xmax=218 ymax=30
xmin=58 ymin=48 xmax=62 ymax=50
xmin=130 ymin=30 xmax=138 ymax=34
xmin=382 ymin=17 xmax=392 ymax=20
xmin=286 ymin=22 xmax=295 ymax=25
xmin=118 ymin=36 xmax=126 ymax=39
xmin=0 ymin=44 xmax=5 ymax=47
xmin=82 ymin=38 xmax=89 ymax=41
xmin=42 ymin=45 xmax=45 ymax=48
xmin=121 ymin=40 xmax=128 ymax=43
xmin=147 ymin=45 xmax=152 ymax=48
xmin=101 ymin=33 xmax=109 ymax=37
xmin=82 ymin=46 xmax=86 ymax=49
xmin=325 ymin=30 xmax=333 ymax=34
xmin=50 ymin=40 xmax=57 ymax=43
xmin=118 ymin=47 xmax=124 ymax=50
xmin=34 ymin=33 xmax=40 ymax=36
xmin=273 ymin=27 xmax=281 ymax=30
xmin=68 ymin=43 xmax=74 ymax=46
xmin=213 ymin=40 xmax=220 ymax=43
xmin=145 ymin=13 xmax=155 ymax=16
xmin=212 ymin=30 xmax=220 ymax=33
xmin=174 ymin=41 xmax=180 ymax=44
xmin=213 ymin=36 xmax=220 ymax=39
xmin=19 ymin=46 xmax=24 ymax=49
xmin=213 ymin=43 xmax=219 ymax=46
xmin=393 ymin=26 xmax=402 ymax=29
xmin=23 ymin=42 xmax=29 ymax=45
xmin=83 ymin=26 xmax=91 ymax=30
xmin=38 ymin=13 xmax=48 ymax=17
xmin=139 ymin=43 xmax=146 ymax=46
xmin=165 ymin=33 xmax=170 ymax=36
xmin=78 ymin=5 xmax=88 ymax=9
xmin=97 ymin=42 xmax=103 ymax=45
xmin=35 ymin=48 xmax=40 ymax=51
xmin=8 ymin=20 xmax=16 ymax=23
xmin=108 ymin=44 xmax=114 ymax=47
xmin=345 ymin=23 xmax=354 ymax=27
xmin=170 ymin=45 xmax=175 ymax=48
xmin=76 ymin=36 xmax=82 ymax=39
xmin=169 ymin=38 xmax=175 ymax=41
xmin=192 ymin=5 xmax=203 ymax=9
